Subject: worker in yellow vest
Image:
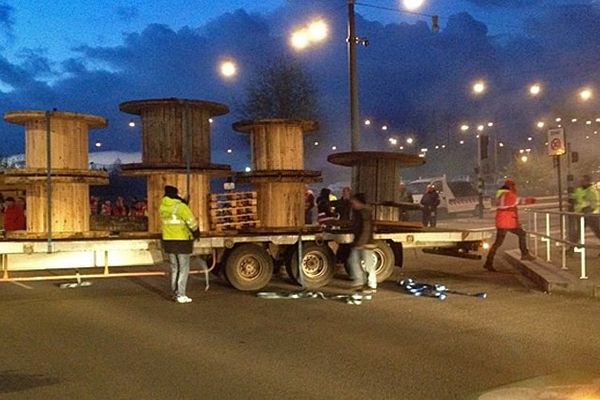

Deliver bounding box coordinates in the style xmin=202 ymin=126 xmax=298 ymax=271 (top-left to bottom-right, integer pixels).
xmin=572 ymin=175 xmax=600 ymax=245
xmin=160 ymin=185 xmax=200 ymax=304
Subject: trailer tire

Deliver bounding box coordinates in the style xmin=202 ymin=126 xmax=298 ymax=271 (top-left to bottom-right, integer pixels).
xmin=224 ymin=244 xmax=273 ymax=291
xmin=388 ymin=241 xmax=404 ymax=269
xmin=288 ymin=242 xmax=336 ymax=289
xmin=371 ymin=240 xmax=395 ymax=283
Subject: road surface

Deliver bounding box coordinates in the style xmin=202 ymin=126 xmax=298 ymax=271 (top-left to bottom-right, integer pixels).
xmin=2 ymin=242 xmax=600 ymax=400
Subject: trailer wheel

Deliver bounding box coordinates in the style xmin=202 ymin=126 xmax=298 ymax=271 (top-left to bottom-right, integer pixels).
xmin=224 ymin=244 xmax=273 ymax=291
xmin=371 ymin=240 xmax=395 ymax=283
xmin=288 ymin=242 xmax=336 ymax=289
xmin=388 ymin=241 xmax=404 ymax=269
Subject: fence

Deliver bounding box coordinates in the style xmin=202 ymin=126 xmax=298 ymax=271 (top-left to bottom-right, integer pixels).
xmin=523 ymin=208 xmax=600 ymax=280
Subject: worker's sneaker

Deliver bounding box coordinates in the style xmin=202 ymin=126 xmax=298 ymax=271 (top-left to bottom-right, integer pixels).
xmin=175 ymin=295 xmax=193 ymax=304
xmin=360 ymin=287 xmax=377 ymax=294
xmin=521 ymin=254 xmax=536 ymax=261
xmin=483 ymin=262 xmax=496 ymax=272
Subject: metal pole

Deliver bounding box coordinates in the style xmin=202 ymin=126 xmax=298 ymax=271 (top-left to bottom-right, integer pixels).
xmin=184 ymin=103 xmax=191 ymax=199
xmin=45 ymin=111 xmax=53 ymax=254
xmin=347 ymin=0 xmax=360 ymax=151
xmin=476 ymin=135 xmax=484 ymax=218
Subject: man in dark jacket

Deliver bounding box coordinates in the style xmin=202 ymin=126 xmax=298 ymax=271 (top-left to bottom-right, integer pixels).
xmin=347 ymin=193 xmax=376 ymax=293
xmin=420 ymin=184 xmax=441 ymax=227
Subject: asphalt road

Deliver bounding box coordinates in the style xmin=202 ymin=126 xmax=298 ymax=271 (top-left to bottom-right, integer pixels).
xmin=1 ymin=246 xmax=600 ymax=399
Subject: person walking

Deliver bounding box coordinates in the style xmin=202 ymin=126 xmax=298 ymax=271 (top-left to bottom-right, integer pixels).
xmin=483 ymin=178 xmax=535 ymax=271
xmin=420 ymin=184 xmax=440 ymax=227
xmin=572 ymin=175 xmax=600 ymax=244
xmin=347 ymin=193 xmax=377 ymax=293
xmin=160 ymin=185 xmax=200 ymax=303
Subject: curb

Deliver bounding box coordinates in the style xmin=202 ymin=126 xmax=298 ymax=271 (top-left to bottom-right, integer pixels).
xmin=503 ymin=249 xmax=600 ymax=298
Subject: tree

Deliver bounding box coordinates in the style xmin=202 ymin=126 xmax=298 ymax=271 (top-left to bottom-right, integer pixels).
xmin=239 ymin=59 xmax=319 ymax=120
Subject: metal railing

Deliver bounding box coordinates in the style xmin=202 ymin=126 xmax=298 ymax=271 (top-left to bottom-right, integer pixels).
xmin=523 ymin=208 xmax=600 ymax=280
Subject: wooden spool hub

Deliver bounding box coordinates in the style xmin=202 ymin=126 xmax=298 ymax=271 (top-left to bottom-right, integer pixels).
xmin=328 ymin=151 xmax=424 ymax=221
xmin=3 ymin=110 xmax=108 ymax=234
xmin=233 ymin=119 xmax=321 ymax=229
xmin=119 ymin=98 xmax=231 ymax=233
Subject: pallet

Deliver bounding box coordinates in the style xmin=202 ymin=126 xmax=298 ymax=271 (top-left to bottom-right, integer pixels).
xmin=209 ymin=191 xmax=259 ymax=232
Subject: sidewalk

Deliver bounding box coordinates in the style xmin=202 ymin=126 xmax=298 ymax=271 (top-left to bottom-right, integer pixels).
xmin=503 ymin=248 xmax=600 ymax=298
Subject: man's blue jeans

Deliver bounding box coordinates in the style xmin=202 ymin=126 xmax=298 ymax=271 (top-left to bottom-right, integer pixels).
xmin=168 ymin=253 xmax=191 ymax=297
xmin=348 ymin=247 xmax=377 ymax=289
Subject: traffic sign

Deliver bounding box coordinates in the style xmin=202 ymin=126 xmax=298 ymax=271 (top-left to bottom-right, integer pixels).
xmin=547 ymin=127 xmax=566 ymax=156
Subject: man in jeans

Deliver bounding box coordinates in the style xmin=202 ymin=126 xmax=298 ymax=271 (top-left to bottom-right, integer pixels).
xmin=483 ymin=178 xmax=535 ymax=271
xmin=347 ymin=193 xmax=377 ymax=293
xmin=160 ymin=185 xmax=201 ymax=303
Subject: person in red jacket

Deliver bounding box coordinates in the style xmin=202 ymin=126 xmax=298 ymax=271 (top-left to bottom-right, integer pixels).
xmin=483 ymin=178 xmax=535 ymax=271
xmin=3 ymin=197 xmax=26 ymax=232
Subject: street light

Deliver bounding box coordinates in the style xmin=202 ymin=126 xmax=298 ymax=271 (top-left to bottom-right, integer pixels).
xmin=290 ymin=30 xmax=310 ymax=50
xmin=402 ymin=0 xmax=425 ymax=10
xmin=555 ymin=117 xmax=562 ymax=122
xmin=388 ymin=137 xmax=398 ymax=145
xmin=460 ymin=124 xmax=469 ymax=132
xmin=219 ymin=60 xmax=237 ymax=78
xmin=472 ymin=80 xmax=486 ymax=95
xmin=579 ymin=88 xmax=593 ymax=101
xmin=487 ymin=122 xmax=494 ymax=127
xmin=520 ymin=155 xmax=529 ymax=163
xmin=128 ymin=120 xmax=136 ymax=128
xmin=307 ymin=20 xmax=328 ymax=42
xmin=529 ymin=83 xmax=542 ymax=96
xmin=226 ymin=149 xmax=232 ymax=154
xmin=381 ymin=125 xmax=388 ymax=131
xmin=364 ymin=119 xmax=371 ymax=126
xmin=536 ymin=121 xmax=545 ymax=129
xmin=477 ymin=125 xmax=484 ymax=131
xmin=406 ymin=137 xmax=414 ymax=144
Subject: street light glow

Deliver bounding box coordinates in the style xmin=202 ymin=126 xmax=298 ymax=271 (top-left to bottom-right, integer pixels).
xmin=472 ymin=80 xmax=486 ymax=95
xmin=520 ymin=155 xmax=528 ymax=163
xmin=208 ymin=118 xmax=214 ymax=124
xmin=402 ymin=0 xmax=425 ymax=11
xmin=290 ymin=30 xmax=310 ymax=50
xmin=307 ymin=20 xmax=328 ymax=42
xmin=314 ymin=141 xmax=319 ymax=146
xmin=128 ymin=120 xmax=136 ymax=127
xmin=406 ymin=137 xmax=414 ymax=144
xmin=487 ymin=122 xmax=494 ymax=127
xmin=331 ymin=146 xmax=337 ymax=150
xmin=499 ymin=142 xmax=505 ymax=147
xmin=579 ymin=88 xmax=593 ymax=101
xmin=571 ymin=118 xmax=577 ymax=123
xmin=95 ymin=141 xmax=102 ymax=148
xmin=527 ymin=137 xmax=533 ymax=141
xmin=459 ymin=140 xmax=465 ymax=145
xmin=381 ymin=125 xmax=388 ymax=131
xmin=536 ymin=121 xmax=545 ymax=129
xmin=244 ymin=166 xmax=252 ymax=172
xmin=388 ymin=137 xmax=398 ymax=145
xmin=364 ymin=119 xmax=371 ymax=126
xmin=586 ymin=120 xmax=592 ymax=125
xmin=529 ymin=83 xmax=542 ymax=96
xmin=477 ymin=125 xmax=484 ymax=131
xmin=219 ymin=60 xmax=237 ymax=78
xmin=460 ymin=124 xmax=469 ymax=131
xmin=555 ymin=117 xmax=562 ymax=122
xmin=227 ymin=148 xmax=232 ymax=154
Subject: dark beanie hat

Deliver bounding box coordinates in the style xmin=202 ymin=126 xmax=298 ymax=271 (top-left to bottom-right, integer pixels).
xmin=164 ymin=185 xmax=179 ymax=198
xmin=352 ymin=192 xmax=367 ymax=205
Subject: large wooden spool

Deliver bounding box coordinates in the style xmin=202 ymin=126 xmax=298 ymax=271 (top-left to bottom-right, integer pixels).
xmin=328 ymin=151 xmax=424 ymax=221
xmin=120 ymin=98 xmax=231 ymax=233
xmin=3 ymin=110 xmax=109 ymax=234
xmin=233 ymin=119 xmax=321 ymax=228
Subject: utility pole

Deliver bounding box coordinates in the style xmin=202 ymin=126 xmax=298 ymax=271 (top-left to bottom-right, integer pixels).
xmin=347 ymin=0 xmax=360 ymax=151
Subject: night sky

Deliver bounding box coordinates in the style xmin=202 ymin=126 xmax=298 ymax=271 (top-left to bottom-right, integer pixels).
xmin=0 ymin=0 xmax=598 ymax=182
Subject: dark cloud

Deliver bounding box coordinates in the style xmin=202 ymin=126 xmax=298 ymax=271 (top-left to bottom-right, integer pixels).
xmin=115 ymin=6 xmax=139 ymax=22
xmin=0 ymin=3 xmax=599 ymax=180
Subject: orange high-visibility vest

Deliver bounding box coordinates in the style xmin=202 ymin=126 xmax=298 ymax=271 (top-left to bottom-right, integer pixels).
xmin=495 ymin=189 xmax=519 ymax=229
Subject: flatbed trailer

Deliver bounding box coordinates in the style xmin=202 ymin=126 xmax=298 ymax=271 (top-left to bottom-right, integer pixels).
xmin=0 ymin=226 xmax=491 ymax=291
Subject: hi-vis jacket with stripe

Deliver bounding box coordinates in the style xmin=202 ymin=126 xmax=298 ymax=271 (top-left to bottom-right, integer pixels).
xmin=159 ymin=196 xmax=199 ymax=241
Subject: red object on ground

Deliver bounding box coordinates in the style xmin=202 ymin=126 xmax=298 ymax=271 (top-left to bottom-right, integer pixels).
xmin=4 ymin=205 xmax=26 ymax=231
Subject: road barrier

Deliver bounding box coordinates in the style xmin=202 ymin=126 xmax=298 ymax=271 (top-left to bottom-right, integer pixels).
xmin=523 ymin=208 xmax=600 ymax=279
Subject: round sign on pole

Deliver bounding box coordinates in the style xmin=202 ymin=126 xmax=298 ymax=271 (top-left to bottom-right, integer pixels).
xmin=547 ymin=127 xmax=566 ymax=156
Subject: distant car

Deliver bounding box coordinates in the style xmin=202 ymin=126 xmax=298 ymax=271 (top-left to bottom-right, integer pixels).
xmin=407 ymin=175 xmax=492 ymax=217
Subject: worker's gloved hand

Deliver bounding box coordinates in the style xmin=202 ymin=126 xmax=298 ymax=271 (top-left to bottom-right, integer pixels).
xmin=192 ymin=228 xmax=201 ymax=240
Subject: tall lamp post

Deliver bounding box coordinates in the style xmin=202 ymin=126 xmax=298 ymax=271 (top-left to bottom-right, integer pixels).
xmin=347 ymin=0 xmax=360 ymax=151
